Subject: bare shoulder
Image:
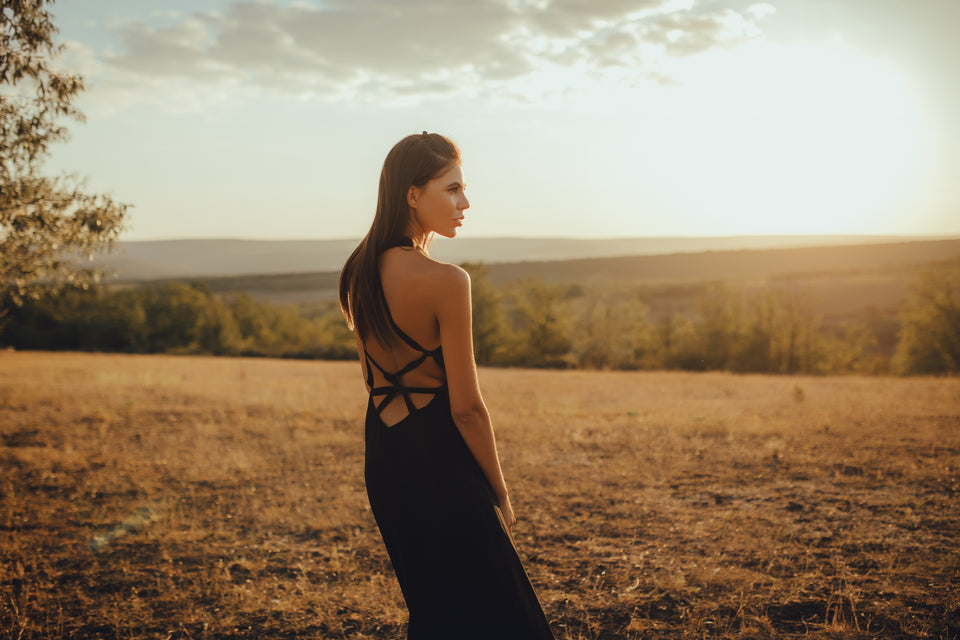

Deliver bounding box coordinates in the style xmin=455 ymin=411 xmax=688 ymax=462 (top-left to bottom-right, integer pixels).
xmin=381 ymin=250 xmax=470 ymax=308
xmin=437 ymin=261 xmax=470 ymax=285
xmin=427 ymin=261 xmax=470 ymax=298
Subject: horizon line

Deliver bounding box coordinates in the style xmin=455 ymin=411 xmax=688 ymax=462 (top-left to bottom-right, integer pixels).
xmin=114 ymin=233 xmax=960 ymax=244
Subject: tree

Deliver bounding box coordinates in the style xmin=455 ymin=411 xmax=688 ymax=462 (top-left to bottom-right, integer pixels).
xmin=1 ymin=0 xmax=127 ymax=327
xmin=502 ymin=277 xmax=571 ymax=367
xmin=893 ymin=259 xmax=960 ymax=375
xmin=820 ymin=322 xmax=877 ymax=374
xmin=725 ymin=286 xmax=822 ymax=374
xmin=571 ymin=289 xmax=654 ymax=370
xmin=141 ymin=282 xmax=210 ymax=352
xmin=695 ymin=283 xmax=744 ymax=370
xmin=461 ymin=262 xmax=506 ymax=365
xmin=658 ymin=312 xmax=701 ymax=370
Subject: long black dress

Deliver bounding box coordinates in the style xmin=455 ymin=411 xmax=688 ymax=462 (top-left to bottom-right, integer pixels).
xmin=362 ymin=272 xmax=555 ymax=639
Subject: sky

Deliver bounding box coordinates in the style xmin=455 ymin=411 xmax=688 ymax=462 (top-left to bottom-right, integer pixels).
xmin=38 ymin=0 xmax=960 ymax=241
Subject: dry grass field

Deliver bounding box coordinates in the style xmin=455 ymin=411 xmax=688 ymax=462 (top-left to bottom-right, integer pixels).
xmin=1 ymin=351 xmax=958 ymax=639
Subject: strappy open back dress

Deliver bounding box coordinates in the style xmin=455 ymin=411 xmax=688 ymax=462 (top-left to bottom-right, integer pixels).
xmin=361 ymin=247 xmax=555 ymax=639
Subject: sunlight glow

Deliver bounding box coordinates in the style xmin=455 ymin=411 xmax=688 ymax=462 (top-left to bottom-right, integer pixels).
xmin=496 ymin=37 xmax=934 ymax=236
xmin=635 ymin=42 xmax=935 ymax=234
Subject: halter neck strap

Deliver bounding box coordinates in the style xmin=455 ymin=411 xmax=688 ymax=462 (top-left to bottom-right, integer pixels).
xmin=383 ymin=236 xmax=414 ymax=250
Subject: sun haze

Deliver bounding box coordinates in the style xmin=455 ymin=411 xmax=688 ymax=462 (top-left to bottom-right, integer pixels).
xmin=46 ymin=1 xmax=959 ymax=240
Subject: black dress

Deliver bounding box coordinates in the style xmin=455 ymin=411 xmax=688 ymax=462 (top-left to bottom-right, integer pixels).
xmin=362 ymin=273 xmax=555 ymax=639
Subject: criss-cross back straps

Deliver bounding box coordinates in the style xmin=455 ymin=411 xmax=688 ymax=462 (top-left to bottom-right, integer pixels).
xmin=364 ymin=349 xmax=445 ymax=415
xmin=363 ymin=274 xmax=446 ymax=420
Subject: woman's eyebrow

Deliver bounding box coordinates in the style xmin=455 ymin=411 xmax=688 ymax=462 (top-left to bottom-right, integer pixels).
xmin=446 ymin=181 xmax=465 ymax=188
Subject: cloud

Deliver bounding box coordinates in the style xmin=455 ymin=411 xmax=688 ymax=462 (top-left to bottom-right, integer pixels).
xmin=746 ymin=3 xmax=777 ymax=20
xmin=526 ymin=0 xmax=670 ymax=36
xmin=639 ymin=8 xmax=766 ymax=57
xmin=93 ymin=0 xmax=776 ymax=105
xmin=109 ymin=18 xmax=225 ymax=78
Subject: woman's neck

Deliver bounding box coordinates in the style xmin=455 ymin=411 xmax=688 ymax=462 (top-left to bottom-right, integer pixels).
xmin=403 ymin=229 xmax=432 ymax=253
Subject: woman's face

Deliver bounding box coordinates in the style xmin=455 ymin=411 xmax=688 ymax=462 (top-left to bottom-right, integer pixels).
xmin=408 ymin=163 xmax=470 ymax=238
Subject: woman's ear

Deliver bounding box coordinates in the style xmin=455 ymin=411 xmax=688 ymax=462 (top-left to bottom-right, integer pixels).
xmin=406 ymin=185 xmax=419 ymax=209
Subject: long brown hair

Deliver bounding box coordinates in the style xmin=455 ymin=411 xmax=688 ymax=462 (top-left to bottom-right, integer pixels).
xmin=339 ymin=132 xmax=461 ymax=346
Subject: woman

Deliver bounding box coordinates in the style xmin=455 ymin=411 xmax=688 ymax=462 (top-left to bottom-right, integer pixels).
xmin=339 ymin=132 xmax=555 ymax=639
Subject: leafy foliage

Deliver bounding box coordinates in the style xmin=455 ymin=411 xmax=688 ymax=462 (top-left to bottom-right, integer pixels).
xmin=1 ymin=282 xmax=356 ymax=359
xmin=7 ymin=257 xmax=948 ymax=376
xmin=499 ymin=277 xmax=572 ymax=368
xmin=462 ymin=262 xmax=506 ymax=366
xmin=569 ymin=289 xmax=655 ymax=370
xmin=893 ymin=259 xmax=960 ymax=375
xmin=1 ymin=0 xmax=127 ymax=323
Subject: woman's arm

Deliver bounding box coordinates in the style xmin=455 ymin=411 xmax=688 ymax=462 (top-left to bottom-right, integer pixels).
xmin=436 ymin=265 xmax=516 ymax=528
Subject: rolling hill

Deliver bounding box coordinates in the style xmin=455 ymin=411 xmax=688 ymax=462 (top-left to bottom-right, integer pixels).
xmin=119 ymin=238 xmax=960 ymax=359
xmin=95 ymin=234 xmax=948 ymax=280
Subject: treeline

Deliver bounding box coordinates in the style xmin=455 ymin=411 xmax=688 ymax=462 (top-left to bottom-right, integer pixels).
xmin=462 ymin=260 xmax=959 ymax=376
xmin=465 ymin=265 xmax=879 ymax=374
xmin=1 ymin=282 xmax=355 ymax=359
xmin=2 ymin=258 xmax=958 ymax=375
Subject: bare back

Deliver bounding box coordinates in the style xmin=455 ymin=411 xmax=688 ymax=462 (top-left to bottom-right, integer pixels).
xmin=357 ymin=246 xmax=449 ymax=427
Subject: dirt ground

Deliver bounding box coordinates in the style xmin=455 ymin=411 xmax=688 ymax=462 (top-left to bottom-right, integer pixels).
xmin=1 ymin=351 xmax=958 ymax=639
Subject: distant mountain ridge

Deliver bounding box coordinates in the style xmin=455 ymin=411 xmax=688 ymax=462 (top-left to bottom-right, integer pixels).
xmin=480 ymin=237 xmax=960 ymax=286
xmin=98 ymin=235 xmax=950 ymax=281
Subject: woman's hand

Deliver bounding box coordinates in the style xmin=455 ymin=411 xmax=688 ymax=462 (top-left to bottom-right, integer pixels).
xmin=498 ymin=492 xmax=516 ymax=530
